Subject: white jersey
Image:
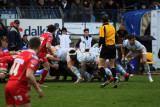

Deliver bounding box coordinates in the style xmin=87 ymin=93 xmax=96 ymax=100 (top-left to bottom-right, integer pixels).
xmin=67 ymin=49 xmax=95 ymax=63
xmin=57 ymin=48 xmax=73 ymax=62
xmin=89 ymin=47 xmax=101 ymax=55
xmin=77 ymin=50 xmax=94 ymax=63
xmin=123 ymin=40 xmax=146 ymax=53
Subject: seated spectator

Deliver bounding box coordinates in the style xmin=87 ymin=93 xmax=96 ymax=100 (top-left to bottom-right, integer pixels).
xmin=0 ymin=22 xmax=7 ymax=47
xmin=58 ymin=27 xmax=71 ymax=48
xmin=93 ymin=0 xmax=104 ymax=22
xmin=76 ymin=28 xmax=96 ymax=49
xmin=59 ymin=0 xmax=71 ymax=21
xmin=22 ymin=34 xmax=28 ymax=48
xmin=82 ymin=0 xmax=92 ymax=22
xmin=149 ymin=0 xmax=160 ymax=9
xmin=1 ymin=35 xmax=8 ymax=48
xmin=70 ymin=0 xmax=83 ymax=22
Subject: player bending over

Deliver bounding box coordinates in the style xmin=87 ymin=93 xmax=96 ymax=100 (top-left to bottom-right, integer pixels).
xmin=121 ymin=34 xmax=153 ymax=82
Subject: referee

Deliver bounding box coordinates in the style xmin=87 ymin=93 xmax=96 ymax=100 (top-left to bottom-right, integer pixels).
xmin=98 ymin=15 xmax=117 ymax=88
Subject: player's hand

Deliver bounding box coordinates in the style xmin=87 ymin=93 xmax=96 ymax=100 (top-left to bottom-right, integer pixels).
xmin=127 ymin=57 xmax=132 ymax=62
xmin=37 ymin=88 xmax=43 ymax=98
xmin=28 ymin=84 xmax=32 ymax=90
xmin=53 ymin=53 xmax=57 ymax=57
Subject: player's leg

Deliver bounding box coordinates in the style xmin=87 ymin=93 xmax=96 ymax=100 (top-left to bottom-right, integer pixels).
xmin=115 ymin=63 xmax=129 ymax=81
xmin=16 ymin=103 xmax=30 ymax=107
xmin=109 ymin=58 xmax=118 ymax=88
xmin=98 ymin=58 xmax=107 ymax=81
xmin=39 ymin=62 xmax=50 ymax=87
xmin=67 ymin=60 xmax=82 ymax=83
xmin=7 ymin=105 xmax=16 ymax=107
xmin=142 ymin=53 xmax=153 ymax=82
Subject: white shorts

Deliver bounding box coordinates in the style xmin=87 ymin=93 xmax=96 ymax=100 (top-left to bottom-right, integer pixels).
xmin=128 ymin=48 xmax=147 ymax=57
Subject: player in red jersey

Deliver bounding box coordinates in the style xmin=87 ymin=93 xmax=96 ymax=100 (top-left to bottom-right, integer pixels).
xmin=0 ymin=55 xmax=17 ymax=80
xmin=5 ymin=37 xmax=43 ymax=107
xmin=38 ymin=25 xmax=56 ymax=87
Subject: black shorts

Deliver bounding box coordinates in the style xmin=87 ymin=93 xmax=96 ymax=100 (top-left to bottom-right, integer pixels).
xmin=100 ymin=45 xmax=116 ymax=59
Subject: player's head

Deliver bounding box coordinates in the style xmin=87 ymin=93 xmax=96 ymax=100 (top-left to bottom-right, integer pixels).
xmin=69 ymin=50 xmax=77 ymax=60
xmin=28 ymin=37 xmax=41 ymax=53
xmin=47 ymin=24 xmax=56 ymax=34
xmin=101 ymin=15 xmax=109 ymax=23
xmin=83 ymin=28 xmax=89 ymax=37
xmin=128 ymin=34 xmax=136 ymax=46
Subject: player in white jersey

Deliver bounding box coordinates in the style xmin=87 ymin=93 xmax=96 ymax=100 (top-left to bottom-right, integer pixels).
xmin=121 ymin=34 xmax=153 ymax=82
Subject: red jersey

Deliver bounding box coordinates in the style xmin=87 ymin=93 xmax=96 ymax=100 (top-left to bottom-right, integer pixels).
xmin=39 ymin=32 xmax=53 ymax=53
xmin=0 ymin=55 xmax=16 ymax=69
xmin=0 ymin=51 xmax=10 ymax=58
xmin=7 ymin=49 xmax=39 ymax=90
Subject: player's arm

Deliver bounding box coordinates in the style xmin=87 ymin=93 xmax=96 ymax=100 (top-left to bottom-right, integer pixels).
xmin=46 ymin=54 xmax=61 ymax=62
xmin=46 ymin=42 xmax=57 ymax=57
xmin=49 ymin=63 xmax=59 ymax=70
xmin=133 ymin=50 xmax=142 ymax=59
xmin=98 ymin=27 xmax=105 ymax=47
xmin=121 ymin=44 xmax=125 ymax=59
xmin=26 ymin=68 xmax=43 ymax=98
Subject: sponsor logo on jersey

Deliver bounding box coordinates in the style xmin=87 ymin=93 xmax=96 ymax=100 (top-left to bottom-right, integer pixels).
xmin=32 ymin=55 xmax=38 ymax=60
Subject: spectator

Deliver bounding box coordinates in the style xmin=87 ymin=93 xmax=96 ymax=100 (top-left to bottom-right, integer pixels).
xmin=0 ymin=22 xmax=8 ymax=47
xmin=70 ymin=0 xmax=83 ymax=22
xmin=57 ymin=0 xmax=62 ymax=5
xmin=51 ymin=23 xmax=61 ymax=46
xmin=1 ymin=35 xmax=8 ymax=48
xmin=36 ymin=0 xmax=49 ymax=18
xmin=22 ymin=34 xmax=28 ymax=48
xmin=1 ymin=0 xmax=8 ymax=9
xmin=76 ymin=28 xmax=96 ymax=49
xmin=59 ymin=0 xmax=71 ymax=21
xmin=58 ymin=27 xmax=71 ymax=48
xmin=149 ymin=0 xmax=160 ymax=9
xmin=8 ymin=20 xmax=22 ymax=51
xmin=93 ymin=0 xmax=104 ymax=22
xmin=137 ymin=0 xmax=150 ymax=9
xmin=140 ymin=3 xmax=147 ymax=9
xmin=104 ymin=0 xmax=117 ymax=9
xmin=48 ymin=0 xmax=58 ymax=8
xmin=82 ymin=0 xmax=92 ymax=22
xmin=104 ymin=0 xmax=117 ymax=21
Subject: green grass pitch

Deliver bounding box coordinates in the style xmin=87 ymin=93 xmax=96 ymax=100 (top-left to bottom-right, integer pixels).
xmin=0 ymin=76 xmax=160 ymax=107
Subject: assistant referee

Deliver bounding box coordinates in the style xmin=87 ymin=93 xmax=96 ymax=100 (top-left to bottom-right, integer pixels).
xmin=98 ymin=15 xmax=117 ymax=88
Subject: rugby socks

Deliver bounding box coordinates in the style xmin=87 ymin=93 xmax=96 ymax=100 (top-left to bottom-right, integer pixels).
xmin=70 ymin=66 xmax=81 ymax=78
xmin=105 ymin=68 xmax=113 ymax=77
xmin=39 ymin=69 xmax=48 ymax=84
xmin=84 ymin=71 xmax=91 ymax=79
xmin=144 ymin=64 xmax=151 ymax=77
xmin=111 ymin=68 xmax=117 ymax=83
xmin=99 ymin=67 xmax=107 ymax=81
xmin=116 ymin=65 xmax=126 ymax=76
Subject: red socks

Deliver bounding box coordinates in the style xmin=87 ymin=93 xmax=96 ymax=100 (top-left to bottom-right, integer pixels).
xmin=39 ymin=69 xmax=48 ymax=84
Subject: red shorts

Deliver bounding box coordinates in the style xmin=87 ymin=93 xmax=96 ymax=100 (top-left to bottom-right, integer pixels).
xmin=5 ymin=86 xmax=30 ymax=105
xmin=37 ymin=52 xmax=48 ymax=64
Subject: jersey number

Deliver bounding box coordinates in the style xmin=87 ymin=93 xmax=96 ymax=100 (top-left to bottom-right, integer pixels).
xmin=10 ymin=63 xmax=20 ymax=76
